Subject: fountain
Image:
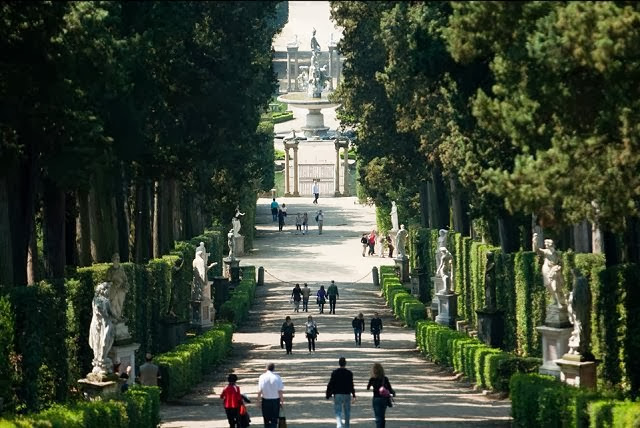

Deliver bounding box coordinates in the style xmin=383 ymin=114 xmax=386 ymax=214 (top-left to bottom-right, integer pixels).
xmin=278 ymin=28 xmax=340 ymax=138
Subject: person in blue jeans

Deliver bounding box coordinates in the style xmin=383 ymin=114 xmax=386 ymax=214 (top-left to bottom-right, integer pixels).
xmin=326 ymin=357 xmax=356 ymax=428
xmin=352 ymin=313 xmax=365 ymax=346
xmin=366 ymin=362 xmax=395 ymax=428
xmin=270 ymin=198 xmax=279 ymax=222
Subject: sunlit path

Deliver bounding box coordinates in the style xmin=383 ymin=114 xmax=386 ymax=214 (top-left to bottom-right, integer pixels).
xmin=160 ymin=197 xmax=512 ymax=427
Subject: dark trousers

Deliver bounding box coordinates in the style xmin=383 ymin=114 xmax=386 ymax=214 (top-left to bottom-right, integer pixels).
xmin=313 ymin=193 xmax=319 ymax=203
xmin=329 ymin=296 xmax=337 ymax=314
xmin=302 ymin=297 xmax=309 ymax=311
xmin=372 ymin=397 xmax=388 ymax=428
xmin=307 ymin=334 xmax=316 ymax=351
xmin=368 ymin=243 xmax=375 ymax=255
xmin=261 ymin=398 xmax=280 ymax=428
xmin=283 ymin=334 xmax=293 ymax=354
xmin=354 ymin=328 xmax=362 ymax=345
xmin=271 ymin=208 xmax=278 ymax=221
xmin=224 ymin=407 xmax=239 ymax=428
xmin=372 ymin=330 xmax=381 ymax=347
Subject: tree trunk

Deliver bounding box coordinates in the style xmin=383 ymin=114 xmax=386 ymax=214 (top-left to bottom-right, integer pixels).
xmin=498 ymin=212 xmax=520 ymax=253
xmin=432 ymin=166 xmax=449 ymax=230
xmin=114 ymin=165 xmax=130 ymax=262
xmin=152 ymin=180 xmax=161 ymax=259
xmin=165 ymin=178 xmax=176 ymax=251
xmin=171 ymin=180 xmax=183 ymax=241
xmin=591 ymin=222 xmax=603 ymax=254
xmin=0 ymin=176 xmax=14 ymax=287
xmin=160 ymin=179 xmax=171 ymax=255
xmin=418 ymin=180 xmax=429 ymax=228
xmin=42 ymin=178 xmax=66 ymax=280
xmin=571 ymin=221 xmax=591 ymax=253
xmin=64 ymin=192 xmax=78 ymax=266
xmin=8 ymin=158 xmax=36 ymax=287
xmin=602 ymin=229 xmax=619 ymax=267
xmin=450 ymin=177 xmax=470 ymax=235
xmin=624 ymin=214 xmax=640 ymax=264
xmin=134 ymin=180 xmax=152 ymax=263
xmin=89 ymin=170 xmax=117 ymax=263
xmin=76 ymin=189 xmax=92 ymax=267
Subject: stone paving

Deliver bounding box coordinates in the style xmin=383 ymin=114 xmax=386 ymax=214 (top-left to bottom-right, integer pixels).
xmin=159 ymin=196 xmax=512 ymax=427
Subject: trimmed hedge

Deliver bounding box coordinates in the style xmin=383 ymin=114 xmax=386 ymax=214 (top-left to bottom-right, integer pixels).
xmin=588 ymin=399 xmax=640 ymax=428
xmin=155 ymin=322 xmax=233 ymax=402
xmin=416 ymin=320 xmax=540 ymax=393
xmin=379 ymin=268 xmax=426 ymax=327
xmin=0 ymin=385 xmax=160 ymax=428
xmin=218 ymin=266 xmax=257 ymax=326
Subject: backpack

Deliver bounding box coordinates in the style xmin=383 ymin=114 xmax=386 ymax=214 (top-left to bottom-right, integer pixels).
xmin=315 ymin=214 xmax=319 ymax=222
xmin=361 ymin=236 xmax=367 ymax=244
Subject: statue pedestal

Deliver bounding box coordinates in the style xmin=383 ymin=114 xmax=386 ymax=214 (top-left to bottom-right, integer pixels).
xmin=476 ymin=308 xmax=505 ymax=348
xmin=536 ymin=325 xmax=572 ymax=378
xmin=416 ymin=269 xmax=430 ymax=304
xmin=213 ymin=276 xmax=230 ymax=313
xmin=545 ymin=304 xmax=571 ymax=328
xmin=109 ymin=342 xmax=141 ymax=380
xmin=191 ymin=281 xmax=214 ymax=329
xmin=435 ymin=292 xmax=458 ymax=329
xmin=393 ymin=256 xmax=410 ymax=283
xmin=430 ymin=277 xmax=444 ymax=313
xmin=159 ymin=319 xmax=189 ymax=353
xmin=114 ymin=321 xmax=132 ymax=343
xmin=233 ymin=235 xmax=245 ymax=257
xmin=556 ymin=354 xmax=597 ymax=390
xmin=223 ymin=258 xmax=241 ymax=284
xmin=77 ymin=378 xmax=120 ymax=401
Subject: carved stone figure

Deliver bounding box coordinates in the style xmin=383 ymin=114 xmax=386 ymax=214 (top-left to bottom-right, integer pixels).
xmin=89 ymin=282 xmax=115 ymax=375
xmin=567 ymin=269 xmax=592 ymax=356
xmin=435 ymin=229 xmax=449 ymax=275
xmin=192 ymin=247 xmax=216 ymax=301
xmin=483 ymin=252 xmax=496 ymax=309
xmin=310 ymin=28 xmax=321 ymax=56
xmin=105 ymin=253 xmax=129 ymax=321
xmin=232 ymin=206 xmax=245 ymax=237
xmin=532 ymin=233 xmax=567 ymax=308
xmin=306 ymin=28 xmax=329 ymax=98
xmin=395 ymin=224 xmax=408 ymax=258
xmin=436 ymin=247 xmax=454 ymax=293
xmin=390 ymin=201 xmax=399 ymax=231
xmin=227 ymin=229 xmax=236 ymax=260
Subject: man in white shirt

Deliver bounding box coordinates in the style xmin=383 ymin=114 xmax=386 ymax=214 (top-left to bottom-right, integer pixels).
xmin=257 ymin=363 xmax=284 ymax=428
xmin=312 ymin=181 xmax=320 ymax=204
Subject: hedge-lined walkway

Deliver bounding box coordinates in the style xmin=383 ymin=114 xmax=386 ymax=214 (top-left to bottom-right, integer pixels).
xmin=160 ymin=196 xmax=512 ymax=427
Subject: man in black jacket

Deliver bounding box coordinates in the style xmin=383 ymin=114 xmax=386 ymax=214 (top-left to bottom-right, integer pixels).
xmin=326 ymin=357 xmax=356 ymax=428
xmin=370 ymin=312 xmax=383 ymax=348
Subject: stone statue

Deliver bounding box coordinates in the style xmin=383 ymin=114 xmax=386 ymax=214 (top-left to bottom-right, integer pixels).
xmin=232 ymin=206 xmax=245 ymax=237
xmin=567 ymin=269 xmax=592 ymax=357
xmin=227 ymin=229 xmax=236 ymax=260
xmin=307 ymin=28 xmax=330 ymax=98
xmin=395 ymin=224 xmax=408 ymax=258
xmin=105 ymin=253 xmax=129 ymax=321
xmin=196 ymin=241 xmax=210 ymax=268
xmin=310 ymin=28 xmax=321 ymax=56
xmin=483 ymin=252 xmax=496 ymax=309
xmin=435 ymin=229 xmax=449 ymax=275
xmin=89 ymin=282 xmax=115 ymax=375
xmin=436 ymin=247 xmax=454 ymax=293
xmin=192 ymin=247 xmax=217 ymax=301
xmin=532 ymin=233 xmax=567 ymax=308
xmin=390 ymin=201 xmax=399 ymax=231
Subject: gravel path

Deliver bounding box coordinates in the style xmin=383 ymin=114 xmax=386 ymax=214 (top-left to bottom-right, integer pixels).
xmin=160 ymin=196 xmax=512 ymax=427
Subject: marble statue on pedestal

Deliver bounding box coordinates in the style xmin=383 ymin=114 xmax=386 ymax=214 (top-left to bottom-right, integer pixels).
xmin=89 ymin=282 xmax=115 ymax=375
xmin=395 ymin=224 xmax=408 ymax=258
xmin=227 ymin=230 xmax=236 ymax=260
xmin=232 ymin=207 xmax=245 ymax=237
xmin=436 ymin=247 xmax=454 ymax=293
xmin=533 ymin=233 xmax=567 ymax=308
xmin=192 ymin=247 xmax=217 ymax=301
xmin=567 ymin=269 xmax=592 ymax=357
xmin=307 ymin=28 xmax=330 ymax=98
xmin=390 ymin=201 xmax=399 ymax=231
xmin=105 ymin=253 xmax=128 ymax=321
xmin=435 ymin=229 xmax=449 ymax=273
xmin=483 ymin=252 xmax=496 ymax=309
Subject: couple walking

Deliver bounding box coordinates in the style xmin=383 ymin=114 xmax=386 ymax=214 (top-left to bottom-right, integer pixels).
xmin=352 ymin=312 xmax=384 ymax=347
xmin=280 ymin=314 xmax=319 ymax=354
xmin=326 ymin=357 xmax=396 ymax=428
xmin=316 ymin=280 xmax=339 ymax=314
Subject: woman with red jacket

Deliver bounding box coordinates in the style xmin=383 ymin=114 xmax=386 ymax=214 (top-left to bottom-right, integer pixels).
xmin=220 ymin=374 xmax=243 ymax=428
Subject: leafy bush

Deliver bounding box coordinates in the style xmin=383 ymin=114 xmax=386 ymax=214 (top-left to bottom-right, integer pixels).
xmin=218 ymin=266 xmax=257 ymax=326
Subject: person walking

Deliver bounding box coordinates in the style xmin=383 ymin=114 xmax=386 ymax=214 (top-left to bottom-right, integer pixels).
xmin=220 ymin=373 xmax=243 ymax=428
xmin=378 ymin=234 xmax=386 ymax=258
xmin=352 ymin=313 xmax=365 ymax=346
xmin=360 ymin=234 xmax=368 ymax=257
xmin=367 ymin=230 xmax=376 ymax=256
xmin=302 ymin=212 xmax=309 ymax=235
xmin=305 ymin=315 xmax=318 ymax=353
xmin=316 ymin=285 xmax=328 ymax=314
xmin=312 ymin=180 xmax=320 ymax=204
xmin=138 ymin=353 xmax=161 ymax=386
xmin=327 ymin=280 xmax=339 ymax=314
xmin=280 ymin=316 xmax=295 ymax=354
xmin=295 ymin=213 xmax=302 ymax=234
xmin=326 ymin=357 xmax=356 ymax=428
xmin=366 ymin=363 xmax=396 ymax=428
xmin=278 ymin=208 xmax=286 ymax=232
xmin=291 ymin=283 xmax=302 ymax=312
xmin=316 ymin=210 xmax=324 ymax=235
xmin=270 ymin=198 xmax=279 ymax=222
xmin=301 ymin=283 xmax=311 ymax=312
xmin=257 ymin=363 xmax=284 ymax=428
xmin=370 ymin=312 xmax=383 ymax=348
xmin=385 ymin=234 xmax=394 ymax=258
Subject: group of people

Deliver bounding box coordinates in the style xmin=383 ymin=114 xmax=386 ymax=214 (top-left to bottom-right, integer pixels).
xmin=270 ymin=198 xmax=324 ymax=235
xmin=361 ymin=230 xmax=394 ymax=258
xmin=221 ymin=359 xmax=395 ymax=428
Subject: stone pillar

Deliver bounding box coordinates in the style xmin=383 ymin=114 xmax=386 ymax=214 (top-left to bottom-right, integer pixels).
xmin=336 ymin=51 xmax=342 ymax=87
xmin=284 ymin=147 xmax=291 ymax=196
xmin=394 ymin=256 xmax=410 ymax=283
xmin=293 ymin=143 xmax=300 ymax=196
xmin=334 ymin=140 xmax=341 ymax=196
xmin=537 ymin=325 xmax=573 ymax=378
xmin=342 ymin=145 xmax=349 ymax=196
xmin=294 ymin=48 xmax=300 ymax=91
xmin=328 ymin=45 xmax=336 ymax=91
xmin=556 ymin=357 xmax=597 ymax=390
xmin=435 ymin=292 xmax=459 ymax=329
xmin=286 ymin=48 xmax=292 ymax=92
xmin=372 ymin=266 xmax=379 ymax=289
xmin=257 ymin=266 xmax=264 ymax=286
xmin=286 ymin=45 xmax=298 ymax=92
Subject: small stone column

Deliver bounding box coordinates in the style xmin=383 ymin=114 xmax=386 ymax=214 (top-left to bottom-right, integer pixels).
xmin=336 ymin=51 xmax=342 ymax=87
xmin=294 ymin=48 xmax=300 ymax=91
xmin=286 ymin=45 xmax=299 ymax=92
xmin=328 ymin=45 xmax=336 ymax=91
xmin=293 ymin=143 xmax=300 ymax=196
xmin=334 ymin=139 xmax=341 ymax=196
xmin=286 ymin=48 xmax=292 ymax=92
xmin=284 ymin=147 xmax=291 ymax=196
xmin=342 ymin=144 xmax=349 ymax=196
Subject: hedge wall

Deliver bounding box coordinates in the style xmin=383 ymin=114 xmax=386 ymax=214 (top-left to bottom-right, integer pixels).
xmin=379 ymin=266 xmax=426 ymax=328
xmin=0 ymin=385 xmax=160 ymax=428
xmin=218 ymin=266 xmax=257 ymax=326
